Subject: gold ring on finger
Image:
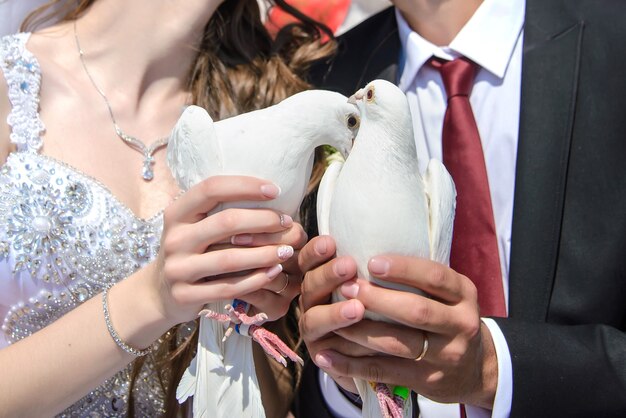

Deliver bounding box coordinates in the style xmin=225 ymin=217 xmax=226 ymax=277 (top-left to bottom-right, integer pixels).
xmin=274 ymin=273 xmax=289 ymax=295
xmin=414 ymin=331 xmax=429 ymax=362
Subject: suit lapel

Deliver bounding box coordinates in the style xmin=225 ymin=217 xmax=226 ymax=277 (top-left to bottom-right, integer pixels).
xmin=508 ymin=0 xmax=583 ymax=320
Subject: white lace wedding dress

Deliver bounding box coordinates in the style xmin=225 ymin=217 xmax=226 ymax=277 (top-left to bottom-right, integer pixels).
xmin=0 ymin=33 xmax=167 ymax=417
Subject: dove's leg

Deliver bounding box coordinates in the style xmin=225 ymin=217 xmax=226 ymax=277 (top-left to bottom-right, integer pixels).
xmin=202 ymin=299 xmax=303 ymax=366
xmin=373 ymin=382 xmax=405 ymax=418
xmin=226 ymin=300 xmax=269 ymax=325
xmin=199 ymin=308 xmax=230 ymax=322
xmin=199 ymin=308 xmax=238 ymax=341
xmin=247 ymin=324 xmax=304 ymax=367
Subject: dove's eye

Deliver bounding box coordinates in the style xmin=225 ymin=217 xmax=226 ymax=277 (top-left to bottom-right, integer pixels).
xmin=347 ymin=115 xmax=359 ymax=128
xmin=366 ymin=88 xmax=374 ymax=101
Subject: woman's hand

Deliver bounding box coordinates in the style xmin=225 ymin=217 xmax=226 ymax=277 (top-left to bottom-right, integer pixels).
xmin=152 ymin=175 xmax=307 ymax=326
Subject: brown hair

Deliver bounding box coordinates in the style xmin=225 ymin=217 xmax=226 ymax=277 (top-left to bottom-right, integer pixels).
xmin=23 ymin=1 xmax=335 ymax=416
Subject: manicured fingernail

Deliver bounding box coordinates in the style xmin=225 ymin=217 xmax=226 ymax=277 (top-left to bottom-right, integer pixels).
xmin=341 ymin=300 xmax=358 ymax=319
xmin=231 ymin=234 xmax=253 ymax=245
xmin=341 ymin=281 xmax=359 ymax=299
xmin=266 ymin=264 xmax=283 ymax=279
xmin=279 ymin=214 xmax=293 ymax=228
xmin=261 ymin=184 xmax=281 ymax=198
xmin=314 ymin=238 xmax=328 ymax=255
xmin=333 ymin=259 xmax=348 ymax=277
xmin=369 ymin=257 xmax=390 ymax=275
xmin=277 ymin=245 xmax=294 ymax=260
xmin=315 ymin=353 xmax=332 ymax=369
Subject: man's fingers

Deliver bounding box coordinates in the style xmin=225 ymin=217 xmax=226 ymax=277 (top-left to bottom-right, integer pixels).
xmin=315 ymin=350 xmax=430 ymax=390
xmin=299 ymin=299 xmax=365 ymax=342
xmin=312 ymin=334 xmax=377 ymax=357
xmin=300 ymin=256 xmax=357 ymax=312
xmin=368 ymin=255 xmax=467 ymax=304
xmin=333 ymin=319 xmax=429 ymax=360
xmin=298 ymin=235 xmax=336 ymax=272
xmin=344 ymin=279 xmax=459 ymax=335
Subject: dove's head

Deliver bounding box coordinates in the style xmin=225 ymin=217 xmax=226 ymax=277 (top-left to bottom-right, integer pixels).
xmin=348 ymin=79 xmax=412 ymax=134
xmin=279 ymin=89 xmax=360 ymax=158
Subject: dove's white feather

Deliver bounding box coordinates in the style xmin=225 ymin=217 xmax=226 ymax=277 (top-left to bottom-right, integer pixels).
xmin=176 ymin=350 xmax=198 ymax=403
xmin=424 ymin=159 xmax=456 ymax=265
xmin=317 ymin=79 xmax=456 ymax=418
xmin=167 ymin=106 xmax=221 ymax=190
xmin=218 ymin=321 xmax=264 ymax=418
xmin=316 ymin=160 xmax=343 ymax=236
xmin=195 ymin=305 xmax=221 ymax=418
xmin=167 ymin=90 xmax=359 ymax=417
xmin=326 ymin=80 xmax=430 ymax=303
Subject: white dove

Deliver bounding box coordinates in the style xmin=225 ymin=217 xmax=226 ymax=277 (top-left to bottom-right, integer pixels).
xmin=316 ymin=79 xmax=456 ymax=418
xmin=167 ymin=90 xmax=360 ymax=418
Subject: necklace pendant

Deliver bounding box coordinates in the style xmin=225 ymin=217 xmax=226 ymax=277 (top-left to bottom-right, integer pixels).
xmin=142 ymin=156 xmax=155 ymax=181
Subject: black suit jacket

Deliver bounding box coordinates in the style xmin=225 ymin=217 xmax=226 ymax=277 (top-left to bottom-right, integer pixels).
xmin=296 ymin=1 xmax=626 ymax=417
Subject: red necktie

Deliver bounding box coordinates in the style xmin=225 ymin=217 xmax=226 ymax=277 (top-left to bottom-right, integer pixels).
xmin=430 ymin=57 xmax=507 ymax=318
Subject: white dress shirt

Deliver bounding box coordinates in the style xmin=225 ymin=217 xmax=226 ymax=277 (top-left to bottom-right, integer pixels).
xmin=320 ymin=0 xmax=525 ymax=417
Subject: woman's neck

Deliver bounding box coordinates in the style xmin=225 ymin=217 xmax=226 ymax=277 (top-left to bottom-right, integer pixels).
xmin=56 ymin=0 xmax=222 ymax=104
xmin=393 ymin=0 xmax=483 ymax=46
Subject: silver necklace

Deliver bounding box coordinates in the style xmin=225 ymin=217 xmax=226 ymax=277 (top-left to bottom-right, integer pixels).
xmin=73 ymin=20 xmax=168 ymax=181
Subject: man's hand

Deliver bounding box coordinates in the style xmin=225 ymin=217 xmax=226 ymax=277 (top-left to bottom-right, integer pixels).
xmin=299 ymin=249 xmax=499 ymax=409
xmin=298 ymin=235 xmax=371 ymax=392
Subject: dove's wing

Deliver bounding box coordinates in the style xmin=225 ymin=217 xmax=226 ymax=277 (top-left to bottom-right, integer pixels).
xmin=176 ymin=311 xmax=223 ymax=416
xmin=316 ymin=160 xmax=344 ymax=236
xmin=176 ymin=351 xmax=198 ymax=404
xmin=424 ymin=159 xmax=456 ymax=265
xmin=167 ymin=105 xmax=221 ymax=191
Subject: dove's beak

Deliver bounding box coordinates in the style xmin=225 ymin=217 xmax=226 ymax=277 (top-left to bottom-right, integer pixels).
xmin=347 ymin=88 xmax=365 ymax=105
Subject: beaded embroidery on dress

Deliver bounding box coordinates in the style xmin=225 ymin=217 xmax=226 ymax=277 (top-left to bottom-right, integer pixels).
xmin=0 ymin=33 xmax=166 ymax=416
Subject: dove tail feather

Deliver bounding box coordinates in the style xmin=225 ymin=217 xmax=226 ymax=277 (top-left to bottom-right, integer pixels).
xmin=176 ymin=353 xmax=198 ymax=403
xmin=176 ymin=301 xmax=265 ymax=418
xmin=356 ymin=379 xmax=415 ymax=418
xmin=356 ymin=379 xmax=385 ymax=418
xmin=219 ymin=328 xmax=266 ymax=418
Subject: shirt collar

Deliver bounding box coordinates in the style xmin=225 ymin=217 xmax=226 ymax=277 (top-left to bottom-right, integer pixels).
xmin=397 ymin=0 xmax=525 ymax=91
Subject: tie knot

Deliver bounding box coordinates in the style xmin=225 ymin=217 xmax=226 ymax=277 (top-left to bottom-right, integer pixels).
xmin=430 ymin=57 xmax=477 ymax=99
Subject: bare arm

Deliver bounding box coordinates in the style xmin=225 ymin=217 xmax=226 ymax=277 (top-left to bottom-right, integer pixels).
xmin=0 ymin=266 xmax=165 ymax=418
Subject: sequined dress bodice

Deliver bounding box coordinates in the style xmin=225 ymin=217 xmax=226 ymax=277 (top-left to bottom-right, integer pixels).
xmin=0 ymin=33 xmax=166 ymax=416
